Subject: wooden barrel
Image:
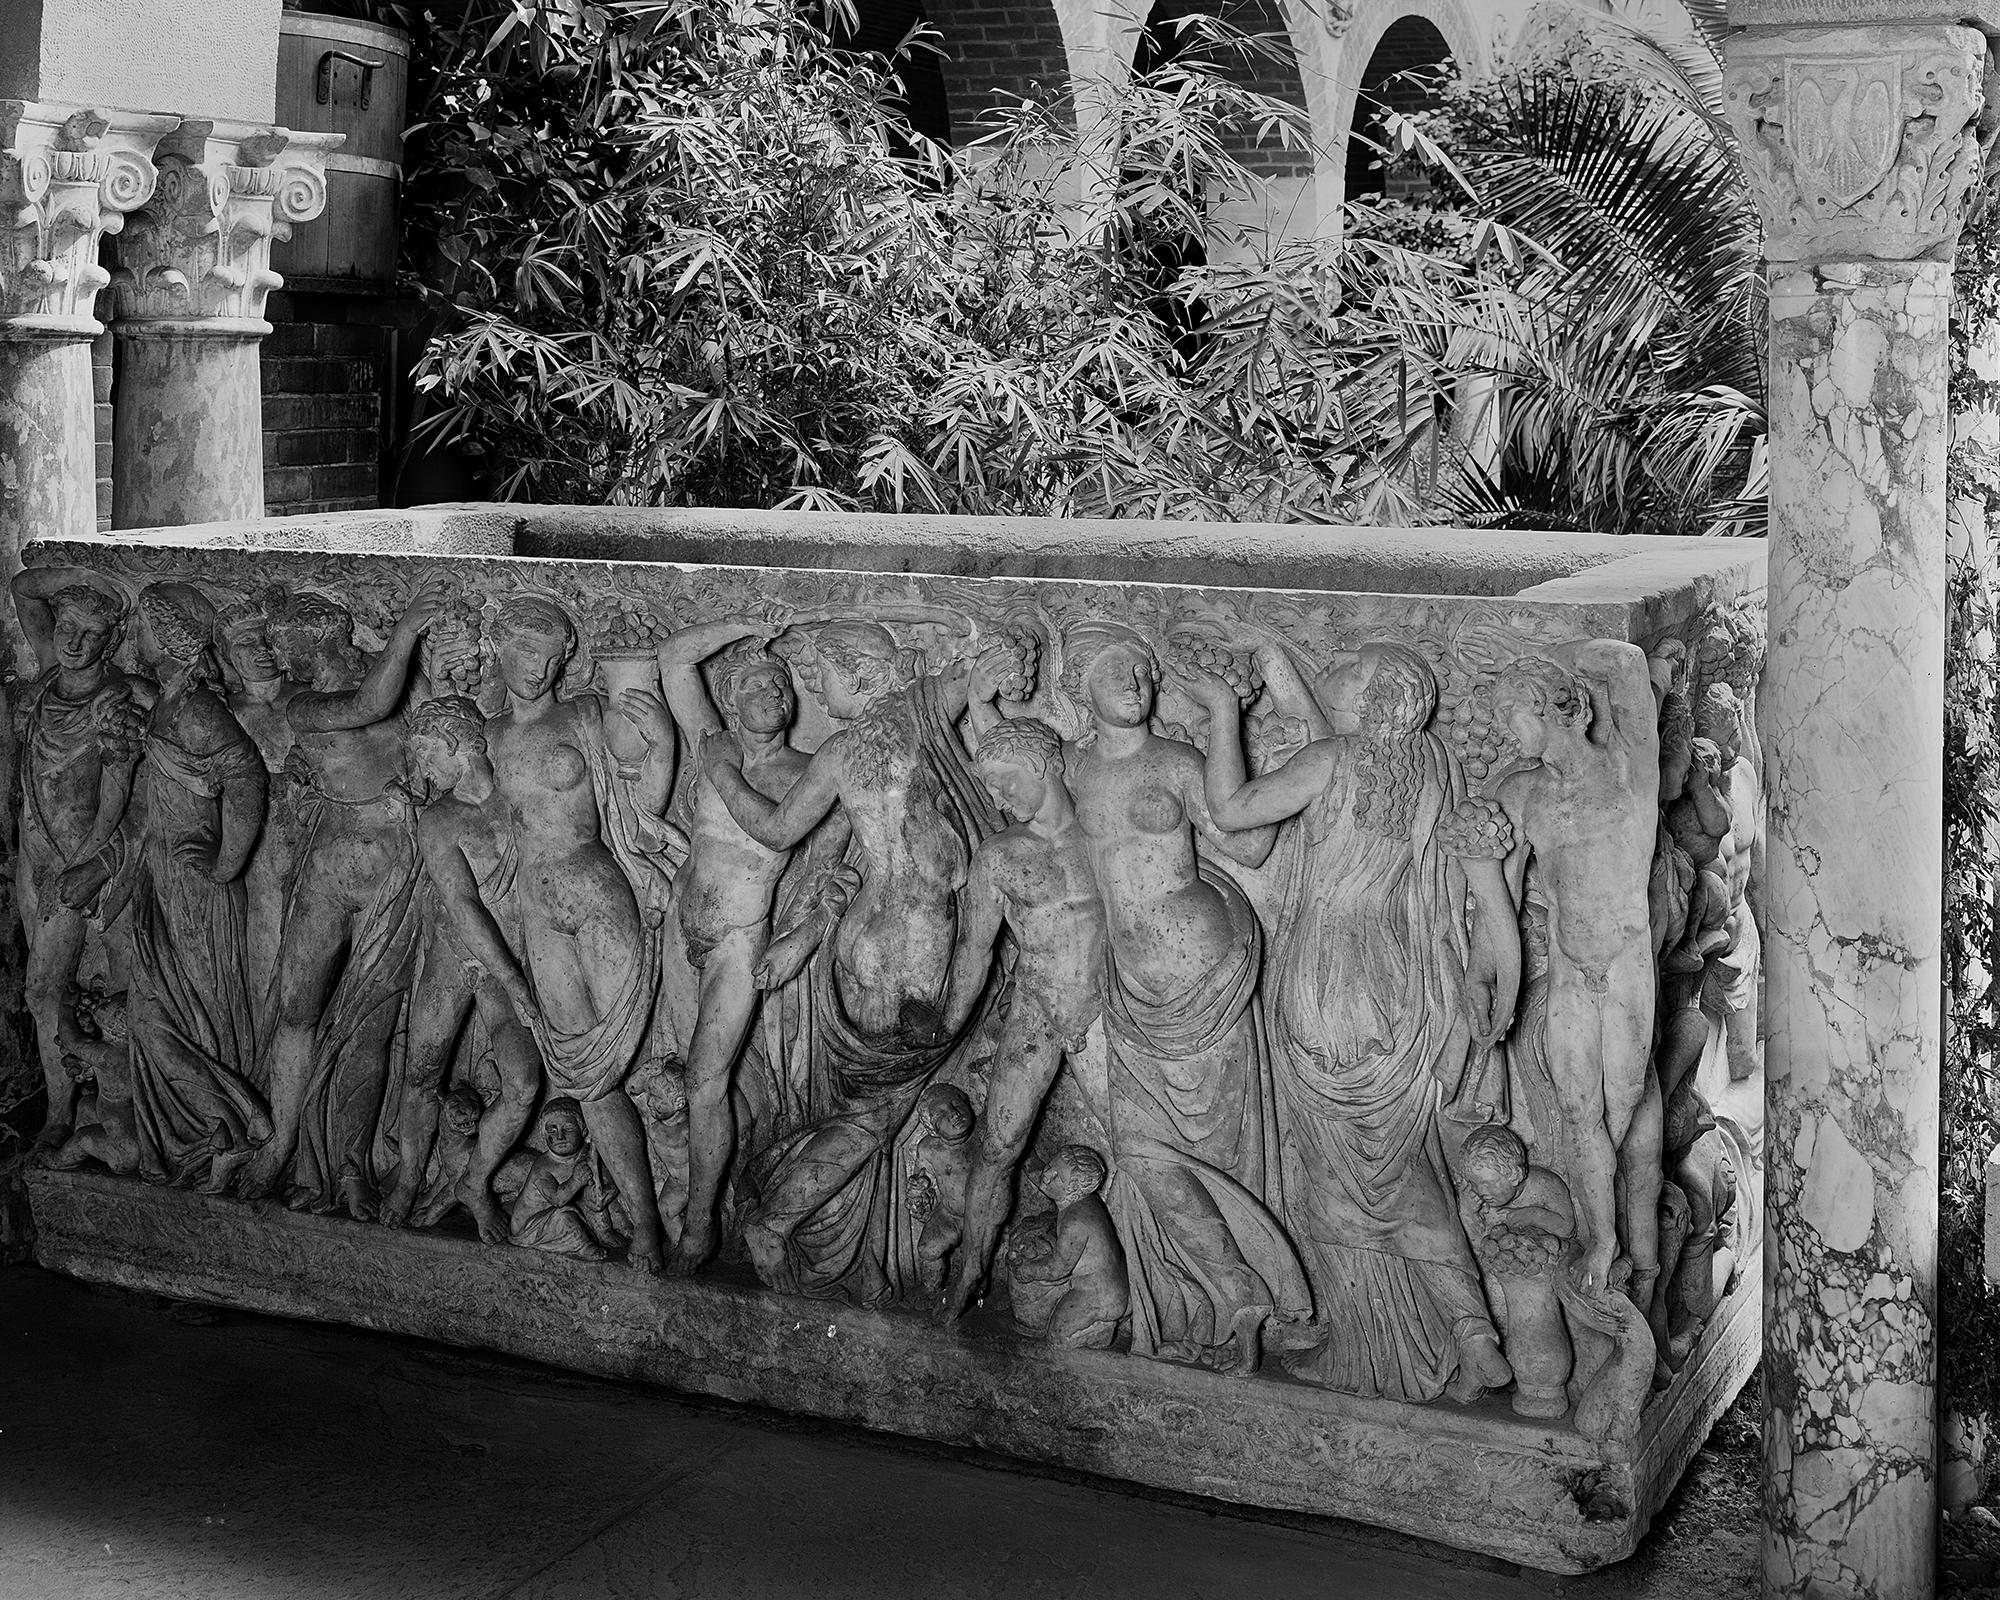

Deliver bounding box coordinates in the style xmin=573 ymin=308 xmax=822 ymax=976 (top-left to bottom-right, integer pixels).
xmin=270 ymin=13 xmax=409 ymax=288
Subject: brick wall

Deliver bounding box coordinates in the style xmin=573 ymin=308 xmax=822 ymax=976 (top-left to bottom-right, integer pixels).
xmin=92 ymin=333 xmax=111 ymax=530
xmin=1133 ymin=0 xmax=1311 ymax=180
xmin=260 ymin=291 xmax=392 ymax=517
xmin=922 ymin=0 xmax=1072 ymax=134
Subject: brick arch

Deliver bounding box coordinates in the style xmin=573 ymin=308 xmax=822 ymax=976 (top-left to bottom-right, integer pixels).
xmin=909 ymin=0 xmax=1088 ymax=139
xmin=1324 ymin=0 xmax=1485 ymax=213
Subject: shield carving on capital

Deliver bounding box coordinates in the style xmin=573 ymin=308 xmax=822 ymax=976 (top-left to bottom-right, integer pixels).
xmin=1783 ymin=56 xmax=1904 ymax=209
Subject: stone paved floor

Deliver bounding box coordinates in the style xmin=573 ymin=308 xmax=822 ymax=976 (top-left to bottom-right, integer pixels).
xmin=0 ymin=1267 xmax=1759 ymax=1600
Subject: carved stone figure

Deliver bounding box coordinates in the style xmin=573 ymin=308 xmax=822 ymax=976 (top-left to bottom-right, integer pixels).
xmin=214 ymin=592 xmax=302 ymax=1004
xmin=45 ymin=984 xmax=137 ymax=1177
xmin=1691 ymin=684 xmax=1761 ymax=1083
xmin=701 ymin=620 xmax=993 ymax=1301
xmin=1193 ymin=641 xmax=1515 ymax=1402
xmin=651 ymin=620 xmax=849 ymax=1275
xmin=485 ymin=595 xmax=672 ymax=1272
xmin=409 ymin=1082 xmax=486 ymax=1230
xmin=59 ymin=582 xmax=270 ymax=1190
xmin=935 ymin=713 xmax=1107 ymax=1322
xmin=381 ymin=695 xmax=545 ymax=1240
xmin=507 ymin=1097 xmax=618 ymax=1261
xmin=1489 ymin=645 xmax=1661 ymax=1304
xmin=625 ymin=1054 xmax=692 ymax=1248
xmin=1005 ymin=1144 xmax=1129 ymax=1350
xmin=1061 ymin=620 xmax=1308 ymax=1376
xmin=10 ymin=567 xmax=139 ymax=1146
xmin=905 ymin=1082 xmax=974 ymax=1297
xmin=1457 ymin=1125 xmax=1575 ymax=1419
xmin=239 ymin=583 xmax=445 ymax=1214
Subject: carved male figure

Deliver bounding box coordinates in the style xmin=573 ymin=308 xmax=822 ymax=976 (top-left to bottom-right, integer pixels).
xmin=484 ymin=594 xmax=673 ymax=1272
xmin=45 ymin=985 xmax=138 ymax=1177
xmin=380 ymin=695 xmax=545 ymax=1241
xmin=1006 ymin=1145 xmax=1129 ymax=1350
xmin=239 ymin=583 xmax=448 ymax=1212
xmin=409 ymin=1083 xmax=487 ymax=1230
xmin=1489 ymin=644 xmax=1661 ymax=1302
xmin=10 ymin=567 xmax=140 ymax=1145
xmin=648 ymin=622 xmax=850 ymax=1275
xmin=933 ymin=713 xmax=1107 ymax=1322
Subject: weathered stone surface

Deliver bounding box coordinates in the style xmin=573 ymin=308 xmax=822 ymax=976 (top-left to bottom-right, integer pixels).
xmin=10 ymin=509 xmax=1765 ymax=1573
xmin=26 ymin=1162 xmax=1764 ymax=1576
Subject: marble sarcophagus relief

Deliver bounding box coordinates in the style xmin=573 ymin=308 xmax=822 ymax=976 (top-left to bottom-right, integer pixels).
xmin=12 ymin=509 xmax=1766 ymax=1572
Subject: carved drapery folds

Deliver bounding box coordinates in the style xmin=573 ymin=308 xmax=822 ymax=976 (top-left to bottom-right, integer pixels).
xmin=110 ymin=120 xmax=340 ymax=335
xmin=0 ymin=102 xmax=170 ymax=335
xmin=8 ymin=540 xmax=1766 ymax=1467
xmin=1724 ymin=24 xmax=1988 ymax=263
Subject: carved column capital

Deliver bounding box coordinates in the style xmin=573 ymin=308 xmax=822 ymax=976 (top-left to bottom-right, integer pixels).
xmin=1723 ymin=23 xmax=1989 ymax=264
xmin=0 ymin=101 xmax=177 ymax=338
xmin=111 ymin=120 xmax=343 ymax=338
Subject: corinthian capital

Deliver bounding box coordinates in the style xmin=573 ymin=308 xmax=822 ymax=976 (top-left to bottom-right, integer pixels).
xmin=110 ymin=120 xmax=343 ymax=335
xmin=1724 ymin=24 xmax=1989 ymax=264
xmin=0 ymin=102 xmax=177 ymax=335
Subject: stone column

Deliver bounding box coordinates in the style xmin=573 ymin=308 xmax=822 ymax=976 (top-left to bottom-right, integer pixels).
xmin=1724 ymin=21 xmax=1988 ymax=1600
xmin=0 ymin=101 xmax=169 ymax=663
xmin=109 ymin=118 xmax=339 ymax=529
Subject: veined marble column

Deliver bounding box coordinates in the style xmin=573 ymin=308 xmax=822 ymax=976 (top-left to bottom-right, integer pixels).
xmin=1724 ymin=20 xmax=1987 ymax=1600
xmin=109 ymin=118 xmax=339 ymax=530
xmin=0 ymin=101 xmax=170 ymax=671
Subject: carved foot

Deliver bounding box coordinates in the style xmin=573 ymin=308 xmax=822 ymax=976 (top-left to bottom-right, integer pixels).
xmin=377 ymin=1177 xmax=421 ymax=1230
xmin=233 ymin=1150 xmax=287 ymax=1202
xmin=1209 ymin=1308 xmax=1265 ymax=1377
xmin=338 ymin=1172 xmax=377 ymax=1223
xmin=1445 ymin=1331 xmax=1513 ymax=1404
xmin=933 ymin=1267 xmax=981 ymax=1326
xmin=741 ymin=1219 xmax=791 ymax=1289
xmin=200 ymin=1146 xmax=256 ymax=1196
xmin=626 ymin=1240 xmax=666 ymax=1275
xmin=465 ymin=1188 xmax=511 ymax=1246
xmin=43 ymin=1136 xmax=90 ymax=1171
xmin=663 ymin=1223 xmax=715 ymax=1279
xmin=34 ymin=1113 xmax=76 ymax=1152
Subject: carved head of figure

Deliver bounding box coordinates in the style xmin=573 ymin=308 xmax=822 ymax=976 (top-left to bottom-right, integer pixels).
xmin=441 ymin=1083 xmax=485 ymax=1139
xmin=915 ymin=1082 xmax=974 ymax=1145
xmin=1459 ymin=1124 xmax=1531 ymax=1209
xmin=1038 ymin=1144 xmax=1108 ymax=1206
xmin=48 ymin=582 xmax=125 ymax=675
xmin=1491 ymin=656 xmax=1592 ymax=761
xmin=626 ymin=1055 xmax=690 ymax=1124
xmin=779 ymin=621 xmax=908 ymax=721
xmin=491 ymin=595 xmax=578 ymax=704
xmin=1693 ymin=683 xmax=1743 ymax=765
xmin=406 ymin=695 xmax=487 ymax=800
xmin=539 ymin=1096 xmax=587 ymax=1158
xmin=137 ymin=583 xmax=221 ymax=688
xmin=972 ymin=715 xmax=1065 ymax=823
xmin=711 ymin=639 xmax=797 ymax=736
xmin=1061 ymin=621 xmax=1159 ymax=734
xmin=213 ymin=596 xmax=287 ymax=693
xmin=264 ymin=588 xmax=362 ymax=686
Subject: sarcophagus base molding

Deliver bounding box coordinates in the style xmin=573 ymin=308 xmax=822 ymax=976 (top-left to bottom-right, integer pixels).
xmin=27 ymin=1165 xmax=1759 ymax=1574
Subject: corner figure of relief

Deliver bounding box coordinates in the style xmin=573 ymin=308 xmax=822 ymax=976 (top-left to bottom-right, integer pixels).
xmin=698 ymin=620 xmax=995 ymax=1301
xmin=10 ymin=567 xmax=141 ymax=1148
xmin=1488 ymin=643 xmax=1662 ymax=1305
xmin=59 ymin=583 xmax=271 ymax=1189
xmin=238 ymin=582 xmax=448 ymax=1214
xmin=1062 ymin=621 xmax=1309 ymax=1376
xmin=484 ymin=595 xmax=674 ymax=1273
xmin=1190 ymin=639 xmax=1518 ymax=1403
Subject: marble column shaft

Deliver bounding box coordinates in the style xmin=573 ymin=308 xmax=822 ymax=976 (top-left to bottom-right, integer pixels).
xmin=1760 ymin=260 xmax=1945 ymax=1600
xmin=109 ymin=118 xmax=339 ymax=531
xmin=1724 ymin=16 xmax=1987 ymax=1600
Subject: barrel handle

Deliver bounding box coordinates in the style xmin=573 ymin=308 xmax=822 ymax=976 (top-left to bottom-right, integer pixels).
xmin=315 ymin=49 xmax=386 ymax=110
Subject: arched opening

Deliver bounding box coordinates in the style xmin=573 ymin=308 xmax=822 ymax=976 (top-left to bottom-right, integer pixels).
xmin=842 ymin=0 xmax=955 ymax=146
xmin=1343 ymin=15 xmax=1451 ymax=201
xmin=910 ymin=0 xmax=1070 ymax=142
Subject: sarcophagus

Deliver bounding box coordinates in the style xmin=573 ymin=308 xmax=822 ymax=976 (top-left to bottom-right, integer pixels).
xmin=10 ymin=506 xmax=1766 ymax=1572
